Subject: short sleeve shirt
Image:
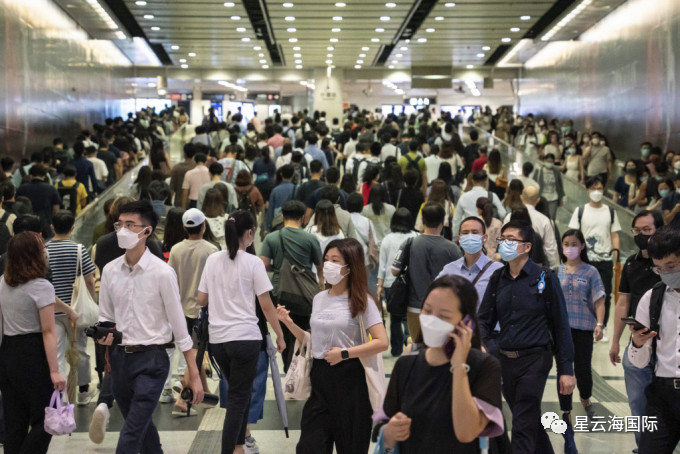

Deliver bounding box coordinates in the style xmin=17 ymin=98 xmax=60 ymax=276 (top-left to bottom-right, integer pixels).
xmin=46 ymin=240 xmax=96 ymax=305
xmin=260 ymin=228 xmax=322 ymax=294
xmin=0 ymin=277 xmax=55 ymax=335
xmin=558 ymin=263 xmax=605 ymax=331
xmin=182 ymin=165 xmax=211 ymax=200
xmin=568 ymin=205 xmax=621 ymax=262
xmin=619 ymin=252 xmax=660 ymax=318
xmin=309 ymin=290 xmax=382 ymax=359
xmin=662 ymin=192 xmax=680 ymax=228
xmin=198 ymin=250 xmax=273 ymax=343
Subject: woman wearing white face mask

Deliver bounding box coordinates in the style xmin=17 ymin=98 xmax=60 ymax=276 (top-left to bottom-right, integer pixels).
xmin=197 ymin=210 xmax=285 ymax=454
xmin=556 ymin=229 xmax=605 ymax=450
xmin=559 ymin=136 xmax=585 ymax=183
xmin=583 ymin=131 xmax=613 ymax=186
xmin=277 ymin=238 xmax=389 ymax=454
xmin=377 ymin=275 xmax=504 ymax=453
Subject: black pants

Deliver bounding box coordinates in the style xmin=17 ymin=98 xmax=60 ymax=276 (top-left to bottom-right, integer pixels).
xmin=297 ymin=358 xmax=372 ymax=454
xmin=109 ymin=347 xmax=169 ymax=454
xmin=591 ymin=260 xmax=613 ymax=328
xmin=0 ymin=334 xmax=53 ymax=454
xmin=385 ymin=287 xmax=409 ymax=356
xmin=640 ymin=380 xmax=680 ymax=453
xmin=558 ymin=329 xmax=594 ymax=411
xmin=211 ymin=340 xmax=261 ymax=453
xmin=281 ymin=313 xmax=310 ymax=373
xmin=500 ymin=348 xmax=554 ymax=454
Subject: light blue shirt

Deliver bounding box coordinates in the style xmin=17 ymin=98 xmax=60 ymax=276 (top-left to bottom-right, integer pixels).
xmin=436 ymin=253 xmax=504 ymax=307
xmin=304 ymin=145 xmax=329 ymax=170
xmin=450 ymin=186 xmax=506 ymax=237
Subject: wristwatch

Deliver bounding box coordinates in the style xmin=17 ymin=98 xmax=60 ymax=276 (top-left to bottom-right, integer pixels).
xmin=596 ymin=323 xmax=604 ymax=327
xmin=341 ymin=349 xmax=349 ymax=360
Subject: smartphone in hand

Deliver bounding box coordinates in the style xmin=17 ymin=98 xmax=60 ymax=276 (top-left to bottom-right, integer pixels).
xmin=621 ymin=317 xmax=651 ymax=334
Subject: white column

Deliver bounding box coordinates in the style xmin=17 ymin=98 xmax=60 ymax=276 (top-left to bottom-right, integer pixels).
xmin=313 ymin=67 xmax=344 ymax=123
xmin=190 ymin=84 xmax=202 ymax=126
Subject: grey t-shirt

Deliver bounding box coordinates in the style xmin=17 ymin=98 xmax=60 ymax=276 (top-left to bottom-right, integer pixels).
xmin=393 ymin=235 xmax=462 ymax=310
xmin=260 ymin=227 xmax=322 ymax=294
xmin=0 ymin=277 xmax=55 ymax=335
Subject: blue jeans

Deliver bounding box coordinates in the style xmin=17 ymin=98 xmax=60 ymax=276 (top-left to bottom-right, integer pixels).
xmin=384 ymin=287 xmax=409 ymax=356
xmin=220 ymin=349 xmax=269 ymax=425
xmin=623 ymin=342 xmax=655 ymax=448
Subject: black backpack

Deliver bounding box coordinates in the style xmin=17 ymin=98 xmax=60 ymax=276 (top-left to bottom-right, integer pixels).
xmin=0 ymin=211 xmax=11 ymax=255
xmin=404 ymin=154 xmax=422 ymax=172
xmin=57 ymin=181 xmax=80 ymax=214
xmin=238 ymin=186 xmax=256 ymax=215
xmin=577 ymin=204 xmax=614 ymax=229
xmin=648 ymin=281 xmax=667 ymax=359
xmin=352 ymin=157 xmax=366 ymax=181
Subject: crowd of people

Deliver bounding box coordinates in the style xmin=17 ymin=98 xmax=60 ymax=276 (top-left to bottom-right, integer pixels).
xmin=0 ymin=104 xmax=679 ymax=454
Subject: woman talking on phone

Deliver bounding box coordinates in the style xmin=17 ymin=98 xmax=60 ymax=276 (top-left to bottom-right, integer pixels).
xmin=277 ymin=238 xmax=388 ymax=454
xmin=378 ymin=275 xmax=503 ymax=453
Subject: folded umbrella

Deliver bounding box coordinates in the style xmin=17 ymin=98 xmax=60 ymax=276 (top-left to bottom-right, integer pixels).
xmin=266 ymin=333 xmax=289 ymax=438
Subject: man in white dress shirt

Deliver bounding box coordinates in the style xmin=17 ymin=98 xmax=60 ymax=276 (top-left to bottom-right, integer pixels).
xmin=451 ymin=170 xmax=507 ymax=237
xmin=628 ymin=226 xmax=680 ymax=452
xmin=97 ymin=200 xmax=204 ymax=453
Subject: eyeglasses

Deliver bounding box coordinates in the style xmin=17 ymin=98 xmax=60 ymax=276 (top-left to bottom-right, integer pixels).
xmin=652 ymin=264 xmax=680 ymax=275
xmin=496 ymin=237 xmax=526 ymax=246
xmin=113 ymin=221 xmax=148 ymax=231
xmin=632 ymin=227 xmax=655 ymax=235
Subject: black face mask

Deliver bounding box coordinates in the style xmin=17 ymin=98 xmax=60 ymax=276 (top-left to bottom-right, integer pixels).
xmin=634 ymin=233 xmax=651 ymax=250
xmin=626 ymin=168 xmax=637 ymax=175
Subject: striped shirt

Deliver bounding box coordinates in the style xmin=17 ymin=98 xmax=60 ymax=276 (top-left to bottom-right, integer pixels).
xmin=46 ymin=240 xmax=96 ymax=305
xmin=557 ymin=263 xmax=605 ymax=331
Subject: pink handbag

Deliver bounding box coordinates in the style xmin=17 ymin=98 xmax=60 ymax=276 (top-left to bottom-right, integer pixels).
xmin=44 ymin=390 xmax=76 ymax=436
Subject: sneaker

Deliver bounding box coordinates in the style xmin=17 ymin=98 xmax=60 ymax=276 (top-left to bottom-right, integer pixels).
xmin=244 ymin=435 xmax=259 ymax=454
xmin=77 ymin=386 xmax=97 ymax=406
xmin=159 ymin=389 xmax=175 ymax=404
xmin=600 ymin=327 xmax=609 ymax=343
xmin=172 ymin=380 xmax=183 ymax=394
xmin=89 ymin=403 xmax=110 ymax=444
xmin=584 ymin=403 xmax=597 ymax=419
xmin=562 ymin=413 xmax=578 ymax=454
xmin=172 ymin=406 xmax=198 ymax=417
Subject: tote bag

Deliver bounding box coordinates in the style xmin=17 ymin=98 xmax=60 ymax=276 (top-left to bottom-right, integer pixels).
xmin=359 ymin=313 xmax=387 ymax=413
xmin=44 ymin=391 xmax=76 ymax=436
xmin=71 ymin=244 xmax=98 ymax=328
xmin=283 ymin=331 xmax=312 ymax=400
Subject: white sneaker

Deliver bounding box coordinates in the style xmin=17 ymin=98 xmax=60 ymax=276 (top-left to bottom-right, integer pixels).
xmin=601 ymin=327 xmax=609 ymax=343
xmin=244 ymin=435 xmax=259 ymax=454
xmin=77 ymin=386 xmax=97 ymax=406
xmin=89 ymin=403 xmax=110 ymax=444
xmin=159 ymin=388 xmax=175 ymax=403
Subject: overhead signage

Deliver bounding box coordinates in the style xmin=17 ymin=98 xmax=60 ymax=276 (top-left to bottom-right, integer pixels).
xmin=246 ymin=92 xmax=280 ymax=101
xmin=404 ymin=97 xmax=437 ymax=106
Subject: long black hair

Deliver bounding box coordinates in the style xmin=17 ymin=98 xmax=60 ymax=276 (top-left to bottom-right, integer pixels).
xmin=224 ymin=209 xmax=256 ymax=260
xmin=368 ymin=183 xmax=388 ymax=216
xmin=163 ymin=208 xmax=187 ymax=253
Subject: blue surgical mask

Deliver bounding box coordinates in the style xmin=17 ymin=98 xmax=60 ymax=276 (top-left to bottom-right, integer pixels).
xmin=459 ymin=234 xmax=484 ymax=254
xmin=641 ymin=148 xmax=650 ymax=157
xmin=641 ymin=176 xmax=649 ymax=183
xmin=660 ymin=189 xmax=670 ymax=198
xmin=499 ymin=241 xmax=522 ymax=262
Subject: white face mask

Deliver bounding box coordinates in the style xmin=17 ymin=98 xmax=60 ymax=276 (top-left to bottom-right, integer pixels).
xmin=419 ymin=314 xmax=454 ymax=347
xmin=323 ymin=261 xmax=348 ymax=285
xmin=589 ymin=190 xmax=604 ymax=203
xmin=592 ymin=138 xmax=600 ymax=146
xmin=116 ymin=227 xmax=146 ymax=250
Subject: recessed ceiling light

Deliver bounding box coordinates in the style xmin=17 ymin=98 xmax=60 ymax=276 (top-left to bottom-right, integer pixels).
xmin=296 ymin=65 xmax=303 ymax=69
xmin=293 ymin=46 xmax=301 ymax=50
xmin=333 ymin=16 xmax=343 ymax=21
xmin=426 ymin=28 xmax=435 ymax=32
xmin=380 ymin=16 xmax=390 ymax=21
xmin=395 ymin=53 xmax=403 ymax=57
xmin=143 ymin=14 xmax=154 ymax=19
xmin=354 ymin=65 xmax=362 ymax=69
xmin=179 ymin=58 xmax=187 ymax=63
xmin=332 ymin=28 xmax=341 ymax=32
xmin=289 ymin=38 xmax=298 ymax=42
xmin=259 ymin=53 xmax=265 ymax=57
xmin=520 ymin=15 xmax=531 ymax=20
xmin=188 ymin=52 xmax=196 ymax=57
xmin=335 ymin=2 xmax=346 ymax=6
xmin=361 ymin=46 xmax=369 ymax=50
xmin=327 ymin=46 xmax=334 ymax=50
xmin=325 ymin=59 xmax=333 ymax=64
xmin=181 ymin=64 xmax=188 ymax=68
xmin=171 ymin=45 xmax=179 ymax=50
xmin=287 ymin=27 xmax=296 ymax=32
xmin=501 ymin=37 xmax=511 ymax=42
xmin=359 ymin=53 xmax=366 ymax=57
xmin=327 ymin=53 xmax=333 ymax=57
xmin=295 ymin=59 xmax=302 ymax=63
xmin=435 ymin=16 xmax=444 ymax=21
xmin=385 ymin=2 xmax=396 ymax=7
xmin=376 ymin=28 xmax=384 ymax=32
xmin=285 ymin=16 xmax=295 ymax=21
xmin=482 ymin=45 xmax=491 ymax=51
xmin=392 ymin=60 xmax=398 ymax=64
xmin=223 ymin=1 xmax=235 ymax=6
xmin=417 ymin=37 xmax=427 ymax=43
xmin=388 ymin=65 xmax=395 ymax=69
xmin=371 ymin=38 xmax=380 ymax=42
xmin=444 ymin=2 xmax=455 ymax=6
xmin=151 ymin=26 xmax=160 ymax=31
xmin=466 ymin=64 xmax=473 ymax=69
xmin=476 ymin=53 xmax=485 ymax=58
xmin=283 ymin=2 xmax=294 ymax=7
xmin=135 ymin=0 xmax=147 ymax=5
xmin=356 ymin=59 xmax=364 ymax=63
xmin=231 ymin=15 xmax=241 ymax=20
xmin=294 ymin=53 xmax=301 ymax=57
xmin=262 ymin=65 xmax=269 ymax=69
xmin=242 ymin=37 xmax=251 ymax=42
xmin=259 ymin=59 xmax=267 ymax=63
xmin=400 ymin=46 xmax=408 ymax=51
xmin=237 ymin=27 xmax=246 ymax=32
xmin=510 ymin=27 xmax=520 ymax=32
xmin=254 ymin=46 xmax=262 ymax=50
xmin=330 ymin=38 xmax=338 ymax=42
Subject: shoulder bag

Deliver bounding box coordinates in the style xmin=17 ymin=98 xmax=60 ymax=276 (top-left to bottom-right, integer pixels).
xmin=276 ymin=230 xmax=320 ymax=316
xmin=386 ymin=237 xmax=413 ymax=316
xmin=359 ymin=312 xmax=387 ymax=413
xmin=283 ymin=331 xmax=312 ymax=400
xmin=71 ymin=244 xmax=98 ymax=327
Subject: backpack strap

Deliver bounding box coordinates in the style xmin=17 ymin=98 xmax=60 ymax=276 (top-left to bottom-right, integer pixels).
xmin=578 ymin=205 xmax=584 ymax=230
xmin=649 ymin=281 xmax=667 ymax=361
xmin=471 ymin=260 xmax=494 ymax=286
xmin=0 ymin=210 xmax=10 ymax=224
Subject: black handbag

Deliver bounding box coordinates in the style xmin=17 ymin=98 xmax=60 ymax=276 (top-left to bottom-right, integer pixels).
xmin=386 ymin=237 xmax=414 ymax=317
xmin=277 ymin=230 xmax=320 ymax=316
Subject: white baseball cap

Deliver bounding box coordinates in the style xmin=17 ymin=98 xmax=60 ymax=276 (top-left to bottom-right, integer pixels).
xmin=182 ymin=208 xmax=206 ymax=228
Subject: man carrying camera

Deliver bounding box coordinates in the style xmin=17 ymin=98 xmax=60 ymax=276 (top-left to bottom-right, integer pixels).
xmin=628 ymin=225 xmax=680 ymax=452
xmin=96 ymin=200 xmax=204 ymax=453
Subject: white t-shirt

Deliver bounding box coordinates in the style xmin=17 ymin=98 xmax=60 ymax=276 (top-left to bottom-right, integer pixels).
xmin=310 ymin=290 xmax=382 ymax=359
xmin=424 ymin=155 xmax=443 ymax=184
xmin=568 ymin=204 xmax=621 ymax=262
xmin=198 ymin=250 xmax=273 ymax=343
xmin=306 ymin=225 xmax=345 ymax=254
